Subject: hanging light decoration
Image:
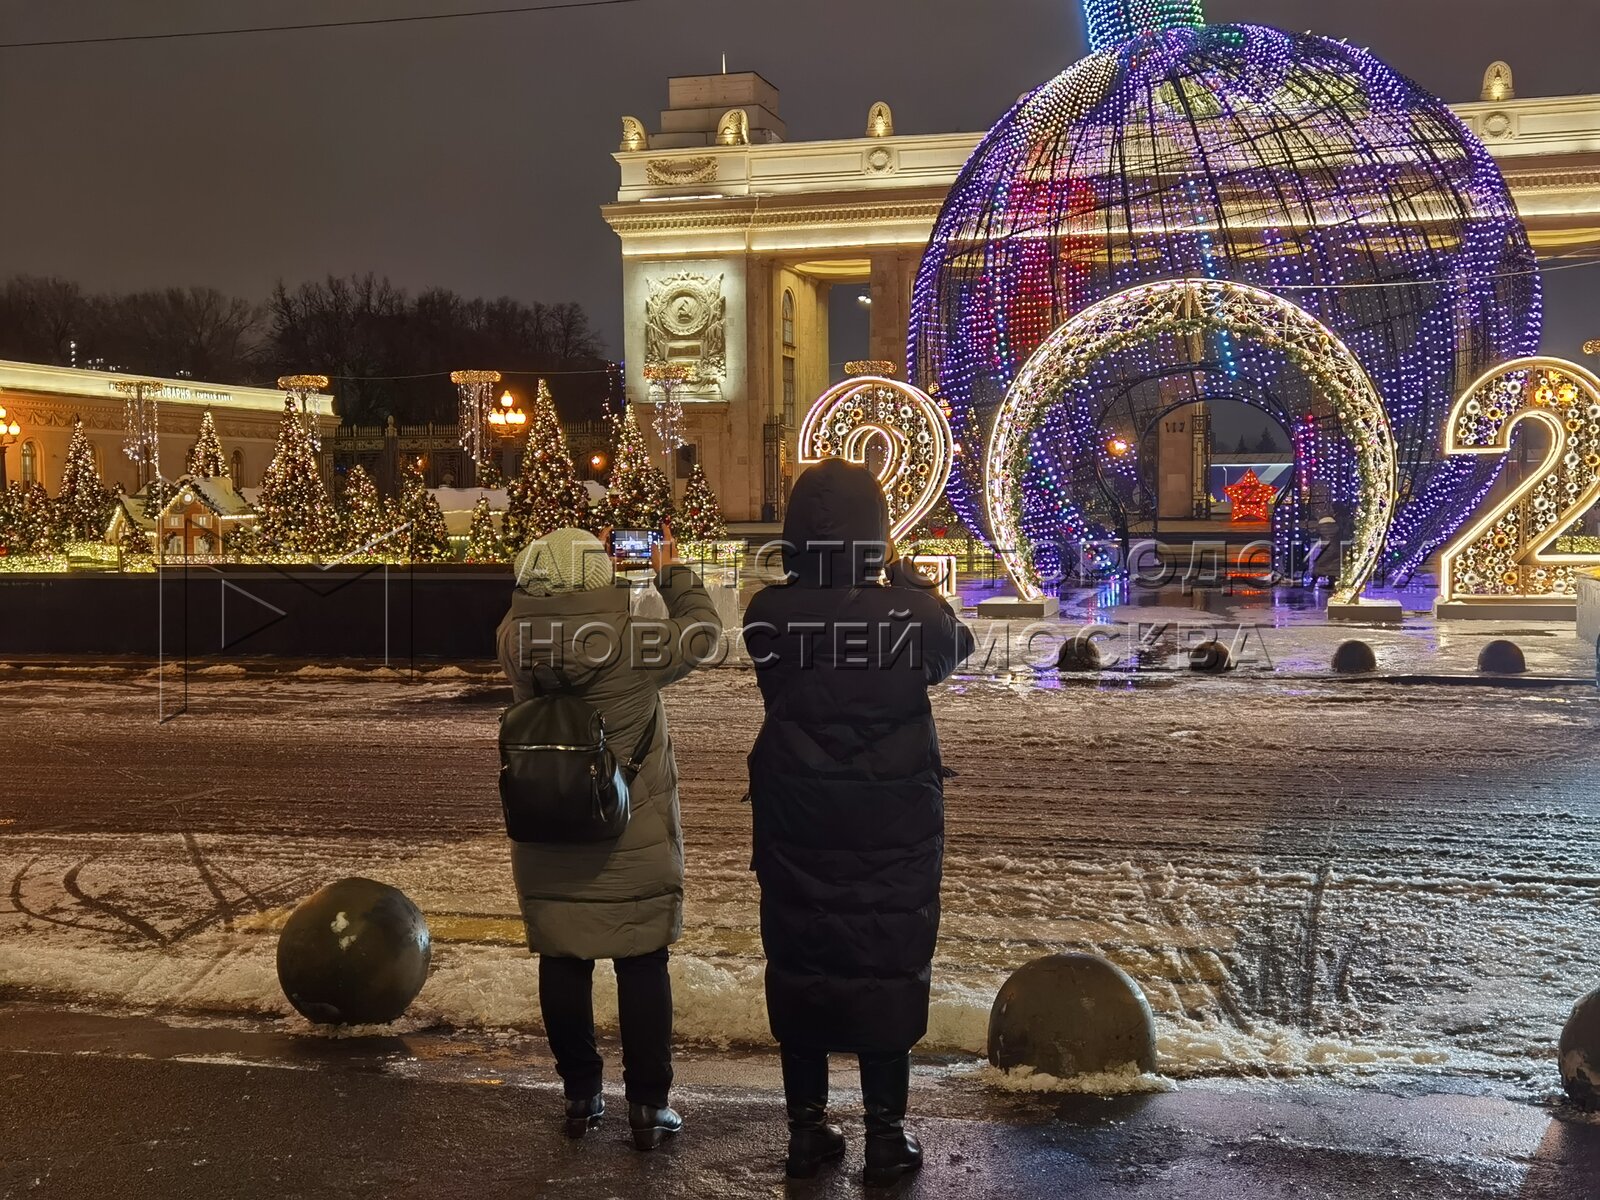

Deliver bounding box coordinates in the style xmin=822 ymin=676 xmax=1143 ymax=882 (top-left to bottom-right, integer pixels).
xmin=643 ymin=363 xmax=694 ymax=483
xmin=277 ymin=374 xmax=332 ymax=452
xmin=450 ymin=370 xmax=503 ymax=465
xmin=113 ymin=379 xmax=164 ymax=487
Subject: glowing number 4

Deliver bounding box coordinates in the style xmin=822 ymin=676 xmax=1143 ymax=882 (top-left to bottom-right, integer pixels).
xmin=1440 ymin=357 xmax=1600 ymax=604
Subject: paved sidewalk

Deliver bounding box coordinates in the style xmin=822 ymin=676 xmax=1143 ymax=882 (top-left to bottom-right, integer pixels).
xmin=1 ymin=1006 xmax=1597 ymax=1199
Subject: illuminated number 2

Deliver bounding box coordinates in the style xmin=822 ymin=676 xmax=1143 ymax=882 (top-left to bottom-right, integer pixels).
xmin=1440 ymin=358 xmax=1600 ymax=604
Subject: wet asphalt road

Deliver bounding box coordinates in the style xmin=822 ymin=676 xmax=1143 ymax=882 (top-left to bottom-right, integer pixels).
xmin=2 ymin=1006 xmax=1599 ymax=1200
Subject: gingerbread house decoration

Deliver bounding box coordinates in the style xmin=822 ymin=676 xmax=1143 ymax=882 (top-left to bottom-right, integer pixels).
xmin=107 ymin=474 xmax=257 ymax=560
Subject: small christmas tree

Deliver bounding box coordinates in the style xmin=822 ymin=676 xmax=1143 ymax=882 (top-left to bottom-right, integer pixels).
xmin=141 ymin=476 xmax=174 ymax=521
xmin=464 ymin=497 xmax=506 ymax=563
xmin=606 ymin=403 xmax=675 ymax=530
xmin=55 ymin=416 xmax=113 ymax=541
xmin=0 ymin=485 xmax=21 ymax=557
xmin=20 ymin=483 xmax=61 ymax=553
xmin=257 ymin=399 xmax=333 ymax=557
xmin=504 ymin=381 xmax=591 ymax=548
xmin=339 ymin=464 xmax=393 ymax=555
xmin=187 ymin=411 xmax=228 ymax=479
xmin=675 ymin=463 xmax=727 ymax=540
xmin=118 ymin=513 xmax=153 ymax=561
xmin=395 ymin=458 xmax=453 ymax=563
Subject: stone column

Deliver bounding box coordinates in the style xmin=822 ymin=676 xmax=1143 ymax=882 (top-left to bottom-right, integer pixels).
xmin=869 ymin=251 xmax=917 ymax=371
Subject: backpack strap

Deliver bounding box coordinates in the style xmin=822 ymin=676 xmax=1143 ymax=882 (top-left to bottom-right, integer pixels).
xmin=621 ymin=705 xmax=660 ymax=781
xmin=527 ymin=663 xmax=574 ymax=696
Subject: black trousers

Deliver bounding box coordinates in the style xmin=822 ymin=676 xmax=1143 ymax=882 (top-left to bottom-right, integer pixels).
xmin=538 ymin=948 xmax=673 ymax=1108
xmin=780 ymin=1045 xmax=910 ymax=1107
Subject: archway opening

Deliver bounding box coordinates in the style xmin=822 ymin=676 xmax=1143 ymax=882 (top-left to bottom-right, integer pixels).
xmin=987 ymin=281 xmax=1396 ymax=606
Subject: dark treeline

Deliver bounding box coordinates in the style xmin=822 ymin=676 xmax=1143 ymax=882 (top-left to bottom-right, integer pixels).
xmin=0 ymin=273 xmax=618 ymax=425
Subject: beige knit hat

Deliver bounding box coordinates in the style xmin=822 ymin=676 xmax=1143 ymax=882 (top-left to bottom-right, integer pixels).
xmin=514 ymin=528 xmax=616 ymax=593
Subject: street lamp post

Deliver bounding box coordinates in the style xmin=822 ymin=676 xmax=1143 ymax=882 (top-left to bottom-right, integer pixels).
xmin=0 ymin=406 xmax=19 ymax=489
xmin=486 ymin=388 xmax=528 ymax=482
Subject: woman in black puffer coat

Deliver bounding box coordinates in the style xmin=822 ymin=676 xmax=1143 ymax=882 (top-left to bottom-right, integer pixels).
xmin=745 ymin=459 xmax=973 ymax=1186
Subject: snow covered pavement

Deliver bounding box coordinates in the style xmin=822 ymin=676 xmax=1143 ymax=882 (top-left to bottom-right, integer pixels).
xmin=1 ymin=659 xmax=1597 ymax=1099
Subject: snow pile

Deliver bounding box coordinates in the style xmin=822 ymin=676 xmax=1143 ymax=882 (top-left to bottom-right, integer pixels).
xmin=976 ymin=1063 xmax=1175 ymax=1095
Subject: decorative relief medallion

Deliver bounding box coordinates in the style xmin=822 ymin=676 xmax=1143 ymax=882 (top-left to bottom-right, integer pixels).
xmin=645 ymin=156 xmax=718 ymax=186
xmin=865 ymin=145 xmax=897 ymax=176
xmin=1481 ymin=110 xmax=1517 ymax=141
xmin=644 ymin=272 xmax=727 ymax=384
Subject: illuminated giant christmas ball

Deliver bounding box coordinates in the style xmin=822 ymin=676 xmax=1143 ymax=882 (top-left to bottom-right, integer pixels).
xmin=909 ymin=1 xmax=1540 ymax=582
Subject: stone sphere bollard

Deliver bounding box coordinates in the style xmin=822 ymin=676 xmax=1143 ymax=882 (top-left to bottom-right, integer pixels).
xmin=1057 ymin=635 xmax=1103 ymax=672
xmin=988 ymin=954 xmax=1157 ymax=1080
xmin=1331 ymin=640 xmax=1378 ymax=675
xmin=1559 ymin=987 xmax=1600 ymax=1110
xmin=1478 ymin=639 xmax=1527 ymax=676
xmin=1189 ymin=640 xmax=1234 ymax=674
xmin=277 ymin=878 xmax=432 ymax=1025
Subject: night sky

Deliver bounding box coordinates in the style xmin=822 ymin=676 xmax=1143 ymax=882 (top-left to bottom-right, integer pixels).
xmin=1 ymin=0 xmax=1596 ymax=359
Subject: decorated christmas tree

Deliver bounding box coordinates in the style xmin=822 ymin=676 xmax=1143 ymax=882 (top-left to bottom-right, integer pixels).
xmin=186 ymin=411 xmax=228 ymax=479
xmin=605 ymin=403 xmax=675 ymax=530
xmin=503 ymin=382 xmax=591 ymax=549
xmin=0 ymin=483 xmax=62 ymax=556
xmin=141 ymin=476 xmax=174 ymax=521
xmin=55 ymin=416 xmax=113 ymax=541
xmin=464 ymin=497 xmax=507 ymax=563
xmin=20 ymin=483 xmax=61 ymax=554
xmin=117 ymin=512 xmax=153 ymax=560
xmin=0 ymin=485 xmax=23 ymax=557
xmin=338 ymin=463 xmax=393 ymax=555
xmin=675 ymin=463 xmax=727 ymax=540
xmin=257 ymin=399 xmax=333 ymax=556
xmin=395 ymin=457 xmax=453 ymax=563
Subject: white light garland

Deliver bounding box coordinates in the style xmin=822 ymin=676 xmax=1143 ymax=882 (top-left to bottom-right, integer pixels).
xmin=798 ymin=367 xmax=955 ymax=542
xmin=1439 ymin=357 xmax=1600 ymax=604
xmin=450 ymin=369 xmax=503 ymax=466
xmin=984 ymin=279 xmax=1397 ymax=606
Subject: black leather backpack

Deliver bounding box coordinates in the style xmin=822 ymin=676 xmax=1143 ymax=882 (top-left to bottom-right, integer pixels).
xmin=498 ymin=667 xmax=657 ymax=844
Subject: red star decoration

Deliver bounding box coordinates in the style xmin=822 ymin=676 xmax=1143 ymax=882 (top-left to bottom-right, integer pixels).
xmin=1225 ymin=469 xmax=1277 ymax=524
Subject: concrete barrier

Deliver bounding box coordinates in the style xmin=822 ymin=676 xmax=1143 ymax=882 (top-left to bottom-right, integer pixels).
xmin=1579 ymin=569 xmax=1600 ymax=652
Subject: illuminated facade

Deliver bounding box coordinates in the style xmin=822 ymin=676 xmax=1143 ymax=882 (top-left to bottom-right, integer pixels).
xmin=0 ymin=361 xmax=333 ymax=495
xmin=605 ymin=69 xmax=1600 ymax=525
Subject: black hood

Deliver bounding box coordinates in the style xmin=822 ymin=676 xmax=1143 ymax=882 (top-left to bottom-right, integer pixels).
xmin=781 ymin=458 xmax=891 ymax=587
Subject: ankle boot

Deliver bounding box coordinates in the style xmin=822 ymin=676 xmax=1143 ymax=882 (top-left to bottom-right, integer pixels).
xmin=781 ymin=1048 xmax=845 ymax=1179
xmin=563 ymin=1094 xmax=604 ymax=1139
xmin=628 ymin=1103 xmax=683 ymax=1151
xmin=860 ymin=1052 xmax=922 ymax=1188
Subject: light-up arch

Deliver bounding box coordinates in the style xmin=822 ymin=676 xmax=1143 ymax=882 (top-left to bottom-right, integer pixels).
xmin=985 ymin=279 xmax=1398 ymax=606
xmin=799 ymin=366 xmax=954 ymax=541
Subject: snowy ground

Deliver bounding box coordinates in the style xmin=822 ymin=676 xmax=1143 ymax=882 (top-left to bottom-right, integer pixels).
xmin=2 ymin=625 xmax=1597 ymax=1102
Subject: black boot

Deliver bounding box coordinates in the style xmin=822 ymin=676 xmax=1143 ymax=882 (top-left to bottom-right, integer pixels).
xmin=628 ymin=1103 xmax=684 ymax=1151
xmin=860 ymin=1053 xmax=922 ymax=1188
xmin=563 ymin=1094 xmax=604 ymax=1139
xmin=781 ymin=1048 xmax=846 ymax=1179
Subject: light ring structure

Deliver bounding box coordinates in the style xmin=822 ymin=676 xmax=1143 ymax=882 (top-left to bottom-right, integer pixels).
xmin=985 ymin=280 xmax=1397 ymax=605
xmin=799 ymin=373 xmax=955 ymax=541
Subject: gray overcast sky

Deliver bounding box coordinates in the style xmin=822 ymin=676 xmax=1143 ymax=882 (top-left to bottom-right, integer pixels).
xmin=1 ymin=0 xmax=1597 ymax=356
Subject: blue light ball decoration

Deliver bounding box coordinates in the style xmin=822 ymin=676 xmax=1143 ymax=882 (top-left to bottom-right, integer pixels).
xmin=909 ymin=13 xmax=1541 ymax=587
